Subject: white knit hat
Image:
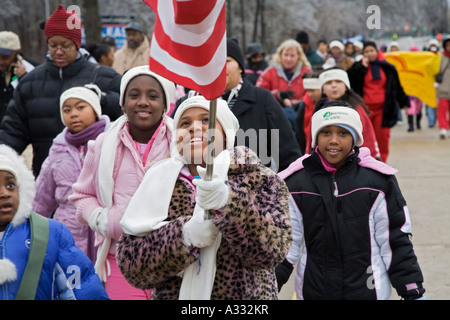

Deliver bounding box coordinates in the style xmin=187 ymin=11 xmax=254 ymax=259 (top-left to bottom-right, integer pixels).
xmin=60 ymin=86 xmax=102 ymax=125
xmin=0 ymin=153 xmax=19 ymax=186
xmin=173 ymin=96 xmax=239 ymax=150
xmin=0 ymin=145 xmax=35 ymax=228
xmin=311 ymin=106 xmax=364 ymax=148
xmin=119 ymin=65 xmax=176 ymax=113
xmin=319 ymin=68 xmax=351 ymax=90
xmin=329 ymin=40 xmax=344 ymax=51
xmin=303 ymin=78 xmax=321 ymax=90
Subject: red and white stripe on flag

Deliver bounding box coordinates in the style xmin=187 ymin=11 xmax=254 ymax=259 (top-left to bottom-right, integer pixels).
xmin=143 ymin=0 xmax=227 ymax=100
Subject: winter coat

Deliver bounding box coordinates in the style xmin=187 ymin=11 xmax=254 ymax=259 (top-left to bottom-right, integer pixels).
xmin=304 ymin=47 xmax=324 ymax=71
xmin=295 ymin=93 xmax=316 ymax=154
xmin=244 ymin=59 xmax=268 ymax=85
xmin=437 ymin=53 xmax=450 ymax=100
xmin=0 ymin=216 xmax=109 ymax=300
xmin=175 ymin=81 xmax=302 ymax=172
xmin=32 ymin=116 xmax=111 ymax=261
xmin=112 ymin=36 xmax=150 ymax=75
xmin=0 ymin=58 xmax=35 ymax=122
xmin=0 ymin=144 xmax=108 ymax=300
xmin=279 ymin=147 xmax=424 ymax=300
xmin=256 ymin=63 xmax=311 ymax=105
xmin=347 ymin=60 xmax=410 ymax=128
xmin=69 ymin=117 xmax=172 ymax=256
xmin=0 ymin=52 xmax=122 ymax=178
xmin=116 ymin=146 xmax=292 ymax=300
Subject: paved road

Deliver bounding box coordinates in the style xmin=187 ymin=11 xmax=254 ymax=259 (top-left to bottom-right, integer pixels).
xmin=279 ymin=118 xmax=450 ymax=300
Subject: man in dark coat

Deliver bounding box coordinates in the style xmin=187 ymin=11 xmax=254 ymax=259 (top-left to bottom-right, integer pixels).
xmin=175 ymin=38 xmax=302 ymax=172
xmin=0 ymin=5 xmax=122 ymax=177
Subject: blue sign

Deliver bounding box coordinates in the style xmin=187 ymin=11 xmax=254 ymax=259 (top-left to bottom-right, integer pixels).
xmin=81 ymin=14 xmax=136 ymax=50
xmin=102 ymin=24 xmax=127 ymax=49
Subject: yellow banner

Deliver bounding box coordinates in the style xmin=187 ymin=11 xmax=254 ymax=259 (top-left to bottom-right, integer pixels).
xmin=385 ymin=52 xmax=441 ymax=107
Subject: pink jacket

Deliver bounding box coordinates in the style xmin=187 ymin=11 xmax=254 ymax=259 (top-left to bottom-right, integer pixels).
xmin=33 ymin=118 xmax=111 ymax=261
xmin=70 ymin=118 xmax=172 ymax=255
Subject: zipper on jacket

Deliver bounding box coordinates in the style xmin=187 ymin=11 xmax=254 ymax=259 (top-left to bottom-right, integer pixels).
xmin=331 ymin=175 xmax=338 ymax=197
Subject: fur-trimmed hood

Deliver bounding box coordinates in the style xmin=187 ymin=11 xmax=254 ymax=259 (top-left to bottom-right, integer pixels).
xmin=0 ymin=144 xmax=36 ymax=228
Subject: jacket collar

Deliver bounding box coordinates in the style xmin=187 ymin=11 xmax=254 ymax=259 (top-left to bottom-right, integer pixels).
xmin=45 ymin=51 xmax=88 ymax=80
xmin=228 ymin=80 xmax=255 ymax=117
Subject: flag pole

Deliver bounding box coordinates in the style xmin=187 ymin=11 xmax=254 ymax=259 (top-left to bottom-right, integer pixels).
xmin=204 ymin=98 xmax=218 ymax=219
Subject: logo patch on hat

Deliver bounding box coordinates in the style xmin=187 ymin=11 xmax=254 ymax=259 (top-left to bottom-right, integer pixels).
xmin=323 ymin=111 xmax=349 ymax=120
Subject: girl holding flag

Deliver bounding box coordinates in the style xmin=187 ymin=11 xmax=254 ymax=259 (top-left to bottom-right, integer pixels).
xmin=117 ymin=96 xmax=292 ymax=300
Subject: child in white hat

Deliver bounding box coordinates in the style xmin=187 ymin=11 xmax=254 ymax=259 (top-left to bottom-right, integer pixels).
xmin=0 ymin=144 xmax=108 ymax=300
xmin=33 ymin=85 xmax=111 ymax=262
xmin=69 ymin=65 xmax=176 ymax=300
xmin=319 ymin=67 xmax=381 ymax=159
xmin=117 ymin=95 xmax=292 ymax=300
xmin=294 ymin=74 xmax=321 ymax=154
xmin=276 ymin=100 xmax=425 ymax=300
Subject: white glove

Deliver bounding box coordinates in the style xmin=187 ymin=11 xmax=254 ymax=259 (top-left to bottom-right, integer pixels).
xmin=192 ymin=166 xmax=229 ymax=210
xmin=88 ymin=207 xmax=109 ymax=237
xmin=183 ymin=214 xmax=219 ymax=248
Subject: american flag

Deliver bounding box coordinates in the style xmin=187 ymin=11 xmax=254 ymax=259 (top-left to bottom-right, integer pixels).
xmin=144 ymin=0 xmax=227 ymax=100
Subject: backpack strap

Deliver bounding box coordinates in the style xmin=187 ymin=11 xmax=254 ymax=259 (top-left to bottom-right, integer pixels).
xmin=15 ymin=212 xmax=49 ymax=300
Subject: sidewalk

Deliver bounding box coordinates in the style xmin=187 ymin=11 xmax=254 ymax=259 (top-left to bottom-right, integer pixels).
xmin=279 ymin=119 xmax=450 ymax=300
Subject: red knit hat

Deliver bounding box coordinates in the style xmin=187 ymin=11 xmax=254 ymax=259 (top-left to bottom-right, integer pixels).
xmin=44 ymin=4 xmax=82 ymax=49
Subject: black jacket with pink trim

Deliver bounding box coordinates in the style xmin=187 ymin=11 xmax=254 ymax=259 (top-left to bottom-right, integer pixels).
xmin=279 ymin=147 xmax=424 ymax=300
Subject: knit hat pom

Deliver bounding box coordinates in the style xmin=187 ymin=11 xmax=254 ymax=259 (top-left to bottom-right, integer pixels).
xmin=44 ymin=4 xmax=82 ymax=49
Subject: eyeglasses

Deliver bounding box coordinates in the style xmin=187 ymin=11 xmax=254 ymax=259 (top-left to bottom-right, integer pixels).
xmin=48 ymin=44 xmax=75 ymax=53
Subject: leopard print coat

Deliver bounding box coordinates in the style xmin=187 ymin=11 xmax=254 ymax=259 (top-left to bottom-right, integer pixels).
xmin=116 ymin=146 xmax=292 ymax=299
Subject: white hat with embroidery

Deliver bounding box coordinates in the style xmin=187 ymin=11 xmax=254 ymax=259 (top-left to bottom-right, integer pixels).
xmin=311 ymin=105 xmax=364 ymax=148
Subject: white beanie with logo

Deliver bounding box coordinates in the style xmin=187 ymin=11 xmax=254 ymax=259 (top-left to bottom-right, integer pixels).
xmin=311 ymin=106 xmax=364 ymax=148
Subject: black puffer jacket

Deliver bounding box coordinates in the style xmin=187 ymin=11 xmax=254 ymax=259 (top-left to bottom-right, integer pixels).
xmin=281 ymin=148 xmax=424 ymax=300
xmin=0 ymin=53 xmax=122 ymax=177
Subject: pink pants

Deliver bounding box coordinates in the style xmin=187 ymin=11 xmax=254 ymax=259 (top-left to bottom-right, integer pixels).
xmin=105 ymin=254 xmax=152 ymax=300
xmin=408 ymin=97 xmax=422 ymax=116
xmin=437 ymin=98 xmax=450 ymax=130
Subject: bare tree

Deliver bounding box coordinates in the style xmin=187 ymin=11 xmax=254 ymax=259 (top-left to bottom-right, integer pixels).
xmin=82 ymin=0 xmax=102 ymax=46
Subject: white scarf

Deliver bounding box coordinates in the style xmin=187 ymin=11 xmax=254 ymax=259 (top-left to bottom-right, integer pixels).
xmin=94 ymin=114 xmax=173 ymax=282
xmin=93 ymin=114 xmax=127 ymax=282
xmin=120 ymin=150 xmax=231 ymax=299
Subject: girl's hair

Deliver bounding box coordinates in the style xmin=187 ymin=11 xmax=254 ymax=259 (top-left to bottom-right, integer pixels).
xmin=274 ymin=39 xmax=312 ymax=69
xmin=303 ymin=72 xmax=319 ymax=79
xmin=313 ymin=98 xmax=355 ymax=114
xmin=86 ymin=43 xmax=112 ymax=63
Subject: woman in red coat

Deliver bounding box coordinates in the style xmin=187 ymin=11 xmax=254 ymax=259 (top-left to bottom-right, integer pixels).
xmin=257 ymin=39 xmax=311 ymax=107
xmin=256 ymin=39 xmax=311 ymax=130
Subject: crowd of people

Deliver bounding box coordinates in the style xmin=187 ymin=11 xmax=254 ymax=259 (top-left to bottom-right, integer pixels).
xmin=2 ymin=4 xmax=443 ymax=300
